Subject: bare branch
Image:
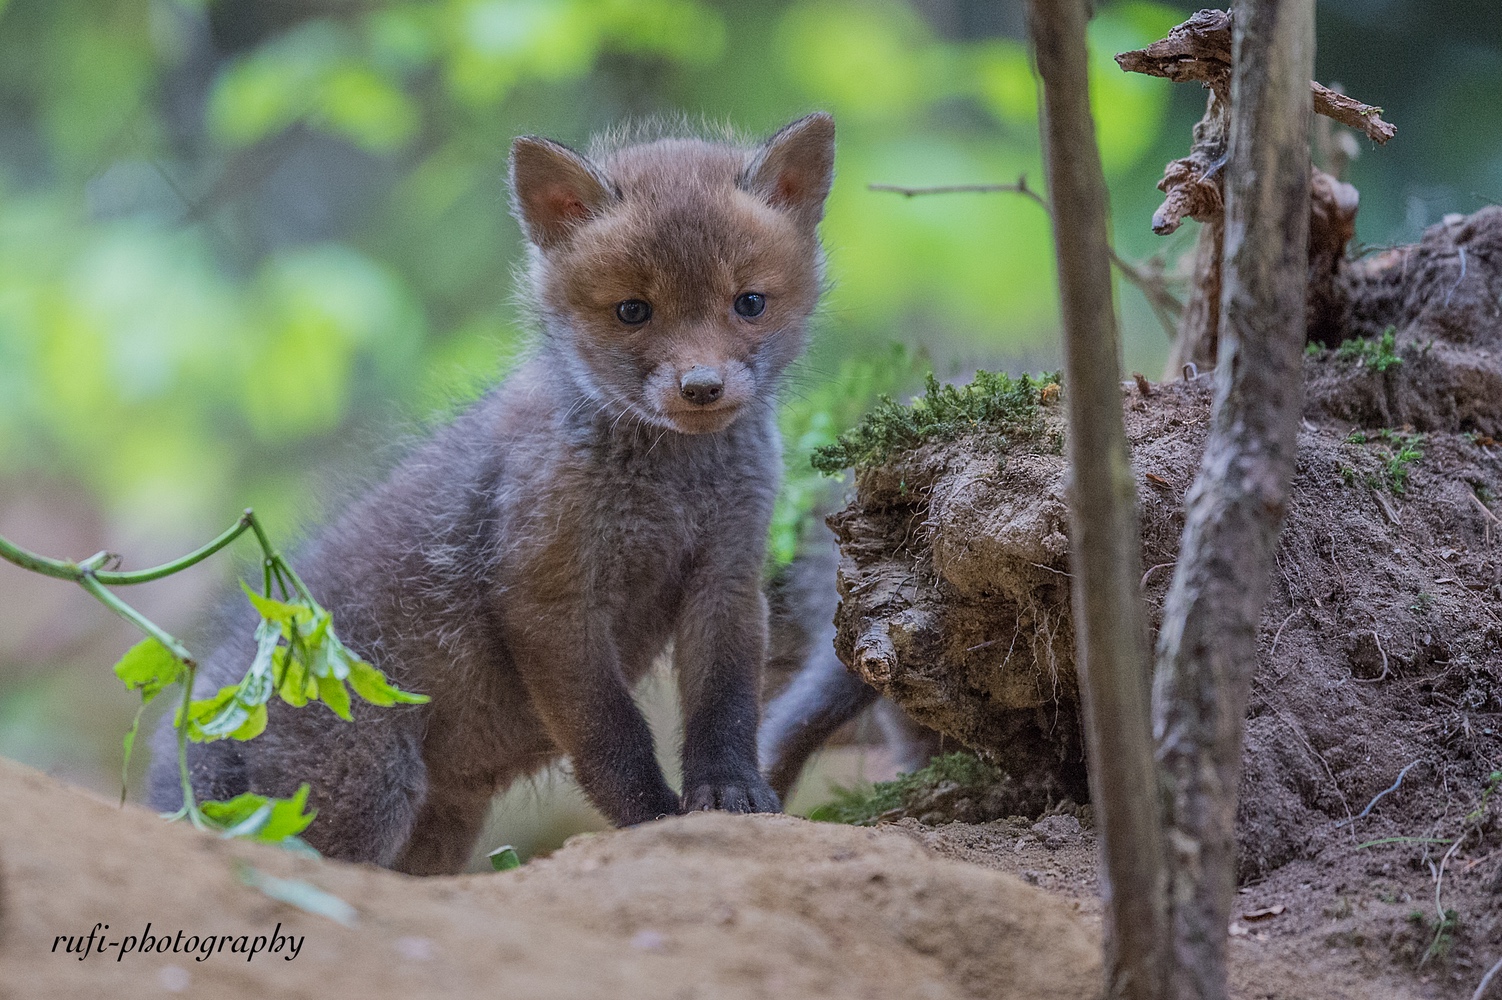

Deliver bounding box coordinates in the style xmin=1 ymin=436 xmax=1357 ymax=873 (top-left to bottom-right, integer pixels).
xmin=869 ymin=178 xmax=1184 ymax=339
xmin=1312 ymin=81 xmax=1397 ymax=144
xmin=867 ymin=179 xmax=1049 ymax=211
xmin=1027 ymin=1 xmax=1167 ymax=997
xmin=1152 ymin=3 xmax=1315 ymax=998
xmin=1114 ymin=9 xmax=1234 ymax=95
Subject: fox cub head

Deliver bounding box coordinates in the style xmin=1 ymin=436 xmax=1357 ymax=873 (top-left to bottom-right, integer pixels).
xmin=509 ymin=114 xmax=835 ymax=435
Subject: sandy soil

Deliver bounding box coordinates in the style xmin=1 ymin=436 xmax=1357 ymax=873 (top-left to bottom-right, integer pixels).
xmin=0 ymin=757 xmax=1102 ymax=1000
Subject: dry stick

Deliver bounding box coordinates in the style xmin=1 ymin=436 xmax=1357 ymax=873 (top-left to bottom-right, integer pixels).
xmin=1267 ymin=607 xmax=1299 ymax=659
xmin=1026 ymin=3 xmax=1166 ymax=998
xmin=1425 ymin=834 xmax=1469 ymax=967
xmin=1115 ymin=8 xmax=1395 ymax=145
xmin=1150 ymin=3 xmax=1314 ymax=999
xmin=1335 ymin=758 xmax=1421 ymax=828
xmin=868 ymin=179 xmax=1185 ymax=340
xmin=1474 ymin=954 xmax=1502 ymax=1000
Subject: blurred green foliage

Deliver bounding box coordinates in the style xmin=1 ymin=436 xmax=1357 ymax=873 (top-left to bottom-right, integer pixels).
xmin=0 ymin=0 xmax=1184 ymax=548
xmin=1 ymin=0 xmax=1496 ymax=796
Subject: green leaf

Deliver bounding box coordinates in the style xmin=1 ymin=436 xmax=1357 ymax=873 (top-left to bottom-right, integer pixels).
xmin=229 ymin=702 xmax=268 ymax=740
xmin=236 ymin=862 xmax=356 ymax=926
xmin=345 ymin=655 xmax=428 ymax=706
xmin=276 ymin=648 xmax=312 ymax=708
xmin=317 ymin=672 xmax=352 ymax=721
xmin=240 ymin=580 xmax=310 ymax=632
xmin=259 ymin=784 xmax=317 ymax=842
xmin=113 ymin=637 xmax=185 ymax=703
xmin=184 ymin=685 xmax=249 ymax=741
xmin=203 ymin=784 xmax=316 ymax=843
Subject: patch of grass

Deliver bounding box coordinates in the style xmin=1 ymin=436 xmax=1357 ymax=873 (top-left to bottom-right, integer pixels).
xmin=1421 ymin=907 xmax=1460 ymax=965
xmin=1335 ymin=326 xmax=1402 ymax=373
xmin=1379 ymin=430 xmax=1425 ymax=494
xmin=806 ymin=752 xmax=1001 ymax=825
xmin=1305 ymin=341 xmax=1324 ymax=357
xmin=810 ymin=370 xmax=1060 ymax=476
xmin=1341 ymin=427 xmax=1424 ymax=494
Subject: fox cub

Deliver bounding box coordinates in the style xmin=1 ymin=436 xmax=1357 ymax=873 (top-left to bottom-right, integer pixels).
xmin=148 ymin=113 xmax=837 ymax=873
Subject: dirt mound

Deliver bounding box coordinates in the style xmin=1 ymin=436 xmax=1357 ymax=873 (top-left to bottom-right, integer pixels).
xmin=0 ymin=758 xmax=1100 ymax=1000
xmin=828 ymin=208 xmax=1502 ymax=989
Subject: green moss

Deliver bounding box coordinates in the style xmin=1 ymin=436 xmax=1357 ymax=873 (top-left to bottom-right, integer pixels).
xmin=1335 ymin=326 xmax=1403 ymax=373
xmin=810 ymin=369 xmax=1060 ymax=476
xmin=806 ymin=752 xmax=1002 ymax=825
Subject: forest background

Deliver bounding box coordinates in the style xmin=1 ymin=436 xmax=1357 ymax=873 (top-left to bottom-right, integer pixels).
xmin=1 ymin=0 xmax=1497 ymax=860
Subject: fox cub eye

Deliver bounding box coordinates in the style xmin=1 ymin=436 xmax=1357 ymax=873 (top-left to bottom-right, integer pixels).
xmin=734 ymin=293 xmax=766 ymax=318
xmin=616 ymin=299 xmax=652 ymax=325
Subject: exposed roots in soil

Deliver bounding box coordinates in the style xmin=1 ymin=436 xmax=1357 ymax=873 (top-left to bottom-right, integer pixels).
xmin=826 ymin=208 xmax=1502 ymax=992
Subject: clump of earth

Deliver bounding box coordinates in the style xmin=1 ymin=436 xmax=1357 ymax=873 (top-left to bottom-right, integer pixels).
xmin=823 ymin=208 xmax=1502 ymax=995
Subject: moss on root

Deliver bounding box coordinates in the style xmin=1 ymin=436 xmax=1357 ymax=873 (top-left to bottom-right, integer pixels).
xmin=810 ymin=370 xmax=1060 ymax=476
xmin=807 ymin=753 xmax=1006 ymax=825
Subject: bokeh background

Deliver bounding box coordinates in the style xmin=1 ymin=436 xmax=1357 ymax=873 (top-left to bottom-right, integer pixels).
xmin=1 ymin=0 xmax=1498 ymax=860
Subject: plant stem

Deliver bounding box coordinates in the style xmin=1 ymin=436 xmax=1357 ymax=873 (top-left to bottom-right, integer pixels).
xmin=173 ymin=661 xmax=208 ymax=829
xmin=0 ymin=513 xmax=253 ymax=587
xmin=245 ymin=511 xmax=318 ymax=607
xmin=0 ymin=507 xmax=293 ymax=831
xmin=94 ymin=515 xmax=254 ymax=585
xmin=76 ymin=571 xmax=195 ymax=665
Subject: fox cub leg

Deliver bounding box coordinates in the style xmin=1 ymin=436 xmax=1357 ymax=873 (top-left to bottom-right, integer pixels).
xmin=677 ymin=570 xmax=780 ymax=812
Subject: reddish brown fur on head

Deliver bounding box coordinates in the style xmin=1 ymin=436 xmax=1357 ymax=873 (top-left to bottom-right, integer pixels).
xmin=509 ymin=114 xmax=835 ymax=434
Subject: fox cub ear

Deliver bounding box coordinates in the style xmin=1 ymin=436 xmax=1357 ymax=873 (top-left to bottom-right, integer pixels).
xmin=741 ymin=112 xmax=836 ymax=226
xmin=509 ymin=137 xmax=617 ymax=249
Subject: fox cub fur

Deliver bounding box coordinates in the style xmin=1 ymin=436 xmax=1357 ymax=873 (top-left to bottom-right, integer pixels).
xmin=148 ymin=113 xmax=836 ymax=873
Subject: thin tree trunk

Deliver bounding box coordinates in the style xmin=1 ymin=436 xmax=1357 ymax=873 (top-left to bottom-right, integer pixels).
xmin=1025 ymin=3 xmax=1166 ymax=997
xmin=1151 ymin=2 xmax=1314 ymax=999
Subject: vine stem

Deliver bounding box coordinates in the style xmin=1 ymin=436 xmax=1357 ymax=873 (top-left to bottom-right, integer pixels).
xmin=0 ymin=508 xmax=288 ymax=827
xmin=0 ymin=511 xmax=255 ymax=588
xmin=170 ymin=662 xmax=208 ymax=829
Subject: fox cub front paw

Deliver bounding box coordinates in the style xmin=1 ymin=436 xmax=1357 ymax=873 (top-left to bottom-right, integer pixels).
xmin=683 ymin=773 xmax=782 ymax=814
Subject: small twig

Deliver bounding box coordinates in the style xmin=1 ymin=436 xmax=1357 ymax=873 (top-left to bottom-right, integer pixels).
xmin=1336 ymin=758 xmax=1421 ymax=827
xmin=1473 ymin=953 xmax=1502 ymax=1000
xmin=1469 ymin=492 xmax=1500 ymax=546
xmin=869 ymin=177 xmax=1184 ymax=339
xmin=1354 ymin=629 xmax=1391 ymax=683
xmin=1268 ymin=608 xmax=1299 ymax=659
xmin=1141 ymin=561 xmax=1176 ymax=588
xmin=1423 ymin=834 xmax=1468 ymax=968
xmin=868 ymin=178 xmax=1050 ymax=213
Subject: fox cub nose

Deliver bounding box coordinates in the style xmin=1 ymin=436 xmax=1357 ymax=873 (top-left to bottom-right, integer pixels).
xmin=679 ymin=367 xmax=724 ymax=406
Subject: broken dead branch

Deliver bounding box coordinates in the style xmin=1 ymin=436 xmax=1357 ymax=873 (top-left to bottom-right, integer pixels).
xmin=1312 ymin=81 xmax=1397 ymax=145
xmin=1120 ymin=7 xmax=1391 ymax=372
xmin=1115 ymin=9 xmax=1395 ymax=145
